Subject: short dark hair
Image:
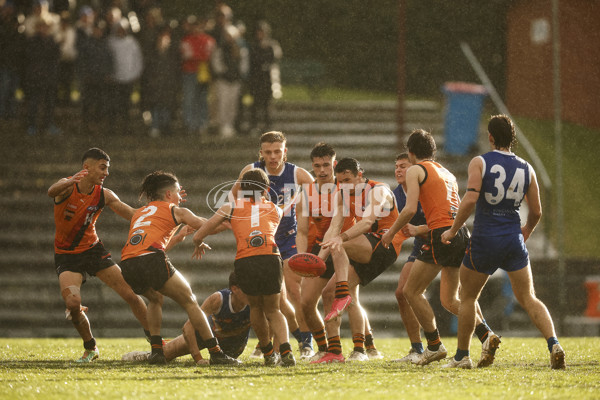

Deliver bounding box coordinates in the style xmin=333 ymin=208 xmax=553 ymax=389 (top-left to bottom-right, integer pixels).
xmin=488 ymin=114 xmax=516 ymax=150
xmin=395 ymin=153 xmax=409 ymax=161
xmin=310 ymin=142 xmax=336 ymax=161
xmin=82 ymin=148 xmax=110 ymax=164
xmin=406 ymin=129 xmax=436 ymax=160
xmin=139 ymin=171 xmax=178 ymax=202
xmin=228 ymin=271 xmax=239 ymax=288
xmin=334 ymin=158 xmax=363 ymax=175
xmin=240 ymin=168 xmax=270 ymax=199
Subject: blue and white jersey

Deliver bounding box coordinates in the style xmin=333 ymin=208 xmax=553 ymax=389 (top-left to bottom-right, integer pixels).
xmin=473 ymin=150 xmax=531 ymax=236
xmin=209 ymin=289 xmax=251 ymax=340
xmin=253 ymin=161 xmax=298 ymax=241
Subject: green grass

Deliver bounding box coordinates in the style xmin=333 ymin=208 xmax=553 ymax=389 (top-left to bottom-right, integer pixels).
xmin=1 ymin=337 xmax=598 ymax=400
xmin=514 ymin=117 xmax=600 ymax=258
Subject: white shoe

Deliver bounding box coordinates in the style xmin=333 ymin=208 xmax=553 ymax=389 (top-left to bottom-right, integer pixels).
xmin=392 ymin=348 xmax=422 ymax=364
xmin=250 ymin=346 xmax=263 ymax=359
xmin=308 ymin=350 xmax=328 ymax=363
xmin=416 ymin=344 xmax=447 ymax=366
xmin=366 ymin=348 xmax=384 ymax=360
xmin=550 ymin=344 xmax=566 ymax=369
xmin=122 ymin=351 xmax=150 ymax=362
xmin=442 ymin=356 xmax=473 ymax=369
xmin=478 ymin=334 xmax=501 ymax=368
xmin=346 ymin=350 xmax=369 ymax=362
xmin=299 ymin=345 xmax=315 ymax=360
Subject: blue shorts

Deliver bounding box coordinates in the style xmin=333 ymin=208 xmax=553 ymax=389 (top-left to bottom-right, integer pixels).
xmin=463 ymin=233 xmax=529 ymax=275
xmin=275 ymin=231 xmax=297 ymax=260
xmin=407 ymin=237 xmax=427 ymax=263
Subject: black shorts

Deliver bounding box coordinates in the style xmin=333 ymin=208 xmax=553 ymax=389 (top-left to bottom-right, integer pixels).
xmin=195 ymin=332 xmax=249 ymax=359
xmin=55 ymin=242 xmax=115 ymax=283
xmin=310 ymin=242 xmax=335 ymax=280
xmin=120 ymin=252 xmax=176 ymax=295
xmin=234 ymin=254 xmax=283 ymax=296
xmin=350 ymin=233 xmax=399 ymax=286
xmin=417 ymin=225 xmax=469 ymax=268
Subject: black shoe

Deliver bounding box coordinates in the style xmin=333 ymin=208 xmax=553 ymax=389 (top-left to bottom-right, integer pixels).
xmin=209 ymin=352 xmax=242 ymax=366
xmin=149 ymin=352 xmax=167 ymax=365
xmin=278 ymin=352 xmax=296 ymax=367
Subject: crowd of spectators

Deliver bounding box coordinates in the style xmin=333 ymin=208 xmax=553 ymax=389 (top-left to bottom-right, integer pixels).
xmin=0 ymin=0 xmax=282 ymax=138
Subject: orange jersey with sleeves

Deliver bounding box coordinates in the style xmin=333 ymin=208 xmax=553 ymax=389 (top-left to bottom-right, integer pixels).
xmin=343 ymin=179 xmax=407 ymax=250
xmin=417 ymin=161 xmax=460 ymax=229
xmin=229 ymin=197 xmax=282 ymax=260
xmin=54 ymin=183 xmax=104 ymax=254
xmin=304 ymin=182 xmax=354 ymax=248
xmin=121 ymin=201 xmax=179 ymax=261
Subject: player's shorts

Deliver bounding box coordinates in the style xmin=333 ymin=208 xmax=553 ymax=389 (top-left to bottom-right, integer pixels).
xmin=417 ymin=226 xmax=469 ymax=268
xmin=55 ymin=241 xmax=115 ymax=282
xmin=350 ymin=233 xmax=399 ymax=286
xmin=234 ymin=254 xmax=283 ymax=296
xmin=120 ymin=251 xmax=176 ymax=295
xmin=310 ymin=242 xmax=335 ymax=280
xmin=407 ymin=236 xmax=427 ymax=263
xmin=195 ymin=332 xmax=249 ymax=359
xmin=275 ymin=230 xmax=297 ymax=260
xmin=463 ymin=233 xmax=529 ymax=275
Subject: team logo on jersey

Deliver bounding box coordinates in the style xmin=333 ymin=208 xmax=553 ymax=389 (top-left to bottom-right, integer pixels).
xmin=248 ymin=234 xmax=265 ymax=248
xmin=129 ymin=234 xmax=144 ymax=246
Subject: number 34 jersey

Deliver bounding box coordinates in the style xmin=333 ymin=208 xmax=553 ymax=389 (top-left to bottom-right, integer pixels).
xmin=121 ymin=201 xmax=179 ymax=261
xmin=474 ymin=150 xmax=531 ymax=236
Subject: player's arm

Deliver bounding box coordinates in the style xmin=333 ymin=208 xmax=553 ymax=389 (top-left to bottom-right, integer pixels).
xmin=191 ymin=203 xmax=231 ymax=259
xmin=295 ymin=193 xmax=309 ymax=254
xmin=200 ymin=292 xmax=223 ymax=316
xmin=441 ymin=156 xmax=482 ymax=244
xmin=381 ymin=166 xmax=422 ymax=247
xmin=47 ymin=169 xmax=88 ymax=201
xmin=104 ymin=188 xmax=136 ymax=221
xmin=522 ymin=167 xmax=542 ymax=242
xmin=182 ymin=320 xmax=202 ymax=362
xmin=230 ymin=164 xmax=254 ymax=200
xmin=342 ymin=185 xmax=389 ymax=241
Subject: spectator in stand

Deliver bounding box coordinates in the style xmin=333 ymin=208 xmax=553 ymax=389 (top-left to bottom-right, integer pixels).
xmin=56 ymin=13 xmax=77 ymax=106
xmin=24 ymin=17 xmax=62 ymax=136
xmin=0 ymin=1 xmax=26 ymax=120
xmin=209 ymin=4 xmax=249 ymax=139
xmin=137 ymin=6 xmax=163 ymax=119
xmin=76 ymin=9 xmax=113 ymax=134
xmin=24 ymin=0 xmax=59 ymax=39
xmin=179 ymin=15 xmax=215 ymax=136
xmin=145 ymin=25 xmax=180 ymax=137
xmin=248 ymin=20 xmax=281 ymax=135
xmin=106 ymin=17 xmax=143 ymax=135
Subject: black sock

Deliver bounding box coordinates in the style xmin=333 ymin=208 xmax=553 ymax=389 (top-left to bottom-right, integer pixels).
xmin=424 ymin=329 xmax=441 ymax=351
xmin=279 ymin=342 xmax=292 ymax=356
xmin=144 ymin=329 xmax=151 ymax=339
xmin=150 ymin=335 xmax=163 ymax=354
xmin=83 ymin=338 xmax=96 ymax=350
xmin=475 ymin=323 xmax=491 ymax=343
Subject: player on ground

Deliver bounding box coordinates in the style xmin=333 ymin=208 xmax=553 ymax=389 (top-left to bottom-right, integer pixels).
xmin=48 ymin=147 xmax=149 ymax=363
xmin=119 ymin=171 xmax=239 ymax=366
xmin=315 ymin=158 xmax=409 ymax=363
xmin=390 ymin=153 xmax=429 ymax=363
xmin=232 ymin=131 xmax=316 ymax=358
xmin=296 ymin=143 xmax=383 ymax=362
xmin=382 ymin=129 xmax=499 ymax=367
xmin=193 ymin=168 xmax=296 ymax=367
xmin=440 ymin=115 xmax=565 ymax=369
xmin=122 ymin=271 xmax=250 ymax=363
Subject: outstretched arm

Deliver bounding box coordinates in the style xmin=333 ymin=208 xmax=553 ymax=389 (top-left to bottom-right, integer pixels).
xmin=104 ymin=188 xmax=136 ymax=221
xmin=191 ymin=204 xmax=231 ymax=259
xmin=47 ymin=169 xmax=88 ymax=201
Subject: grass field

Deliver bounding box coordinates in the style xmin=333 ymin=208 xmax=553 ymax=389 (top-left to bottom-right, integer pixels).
xmin=1 ymin=337 xmax=598 ymax=400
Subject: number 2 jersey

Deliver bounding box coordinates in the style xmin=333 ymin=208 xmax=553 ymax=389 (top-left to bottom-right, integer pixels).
xmin=54 ymin=183 xmax=105 ymax=254
xmin=473 ymin=150 xmax=530 ymax=236
xmin=121 ymin=201 xmax=179 ymax=261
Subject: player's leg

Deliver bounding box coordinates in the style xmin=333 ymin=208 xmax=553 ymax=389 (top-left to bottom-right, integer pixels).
xmin=96 ymin=264 xmax=149 ymax=331
xmin=181 ymin=320 xmax=209 ymax=364
xmin=59 ymin=271 xmax=98 ymax=362
xmin=507 ymin=264 xmax=564 ymax=368
xmin=362 ymin=306 xmax=384 ymax=359
xmin=283 ymin=257 xmax=313 ymax=356
xmin=163 ymin=330 xmax=191 ymax=362
xmin=393 ymin=260 xmax=423 ymax=362
xmin=346 ymin=270 xmax=369 ymax=362
xmin=300 ymin=276 xmax=329 ymax=357
xmin=262 ymin=292 xmax=295 ymax=366
xmin=142 ymin=288 xmax=167 ymax=364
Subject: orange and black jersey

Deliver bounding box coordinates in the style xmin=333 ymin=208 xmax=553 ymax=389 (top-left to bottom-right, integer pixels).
xmin=121 ymin=201 xmax=179 ymax=261
xmin=54 ymin=183 xmax=104 ymax=254
xmin=228 ymin=197 xmax=282 ymax=260
xmin=417 ymin=161 xmax=460 ymax=230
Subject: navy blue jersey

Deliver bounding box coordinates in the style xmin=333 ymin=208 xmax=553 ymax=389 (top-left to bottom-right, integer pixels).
xmin=209 ymin=289 xmax=251 ymax=341
xmin=393 ymin=185 xmax=428 ymax=253
xmin=253 ymin=161 xmax=298 ymax=241
xmin=473 ymin=151 xmax=530 ymax=236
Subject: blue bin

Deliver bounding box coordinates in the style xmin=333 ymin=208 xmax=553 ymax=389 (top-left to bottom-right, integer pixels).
xmin=442 ymin=82 xmax=487 ymax=156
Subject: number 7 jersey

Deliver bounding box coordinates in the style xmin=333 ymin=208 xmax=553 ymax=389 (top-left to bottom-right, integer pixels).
xmin=474 ymin=150 xmax=531 ymax=236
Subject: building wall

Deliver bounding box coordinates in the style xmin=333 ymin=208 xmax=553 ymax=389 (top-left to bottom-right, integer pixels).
xmin=506 ymin=0 xmax=600 ymax=129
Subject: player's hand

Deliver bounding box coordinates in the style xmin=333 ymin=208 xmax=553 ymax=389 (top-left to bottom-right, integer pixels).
xmin=192 ymin=242 xmax=211 ymax=260
xmin=402 ymin=224 xmax=419 ymax=237
xmin=380 ymin=231 xmax=393 ymax=249
xmin=179 ymin=188 xmax=188 ymax=204
xmin=70 ymin=169 xmax=88 ymax=183
xmin=320 ymin=236 xmax=343 ymax=252
xmin=440 ymin=229 xmax=455 ymax=245
xmin=521 ymin=226 xmax=532 ymax=242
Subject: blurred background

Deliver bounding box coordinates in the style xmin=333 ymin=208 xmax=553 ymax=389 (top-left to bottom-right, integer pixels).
xmin=0 ymin=0 xmax=598 ymax=340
